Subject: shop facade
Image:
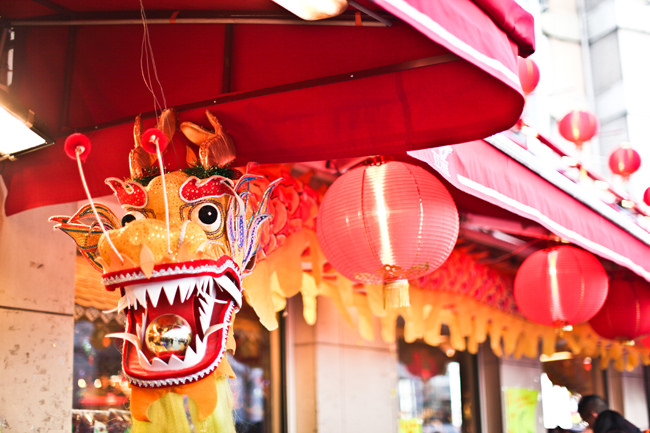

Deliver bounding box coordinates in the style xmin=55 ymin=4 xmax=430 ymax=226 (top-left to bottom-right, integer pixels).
xmin=3 ymin=1 xmax=650 ymax=432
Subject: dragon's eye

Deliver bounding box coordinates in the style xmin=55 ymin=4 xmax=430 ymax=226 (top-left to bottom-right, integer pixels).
xmin=121 ymin=211 xmax=145 ymax=227
xmin=190 ymin=202 xmax=223 ymax=233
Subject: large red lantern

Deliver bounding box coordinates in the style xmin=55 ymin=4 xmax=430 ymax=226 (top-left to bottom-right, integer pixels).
xmin=514 ymin=245 xmax=608 ymax=327
xmin=589 ymin=276 xmax=650 ymax=341
xmin=517 ymin=57 xmax=540 ymax=95
xmin=608 ymin=143 xmax=641 ymax=180
xmin=316 ymin=160 xmax=459 ymax=307
xmin=558 ymin=110 xmax=599 ymax=150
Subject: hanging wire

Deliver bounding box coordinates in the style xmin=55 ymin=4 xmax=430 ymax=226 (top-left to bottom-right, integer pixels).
xmin=138 ymin=1 xmax=173 ymax=254
xmin=139 ymin=0 xmax=167 ymax=118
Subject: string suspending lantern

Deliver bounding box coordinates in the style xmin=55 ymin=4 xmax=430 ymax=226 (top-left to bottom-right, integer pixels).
xmin=589 ymin=276 xmax=650 ymax=342
xmin=558 ymin=110 xmax=599 ymax=151
xmin=514 ymin=245 xmax=608 ymax=328
xmin=316 ymin=159 xmax=459 ymax=308
xmin=517 ymin=57 xmax=540 ymax=95
xmin=608 ymin=143 xmax=641 ymax=180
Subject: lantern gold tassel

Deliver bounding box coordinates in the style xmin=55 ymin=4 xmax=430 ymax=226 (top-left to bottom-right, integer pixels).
xmin=383 ymin=279 xmax=410 ymax=309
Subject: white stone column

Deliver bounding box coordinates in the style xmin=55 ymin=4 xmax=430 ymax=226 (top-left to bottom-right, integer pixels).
xmin=286 ymin=295 xmax=399 ymax=433
xmin=0 ymin=189 xmax=77 ymax=433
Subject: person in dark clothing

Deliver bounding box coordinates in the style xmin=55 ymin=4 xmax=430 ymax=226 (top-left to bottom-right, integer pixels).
xmin=578 ymin=395 xmax=610 ymax=432
xmin=593 ymin=410 xmax=641 ymax=433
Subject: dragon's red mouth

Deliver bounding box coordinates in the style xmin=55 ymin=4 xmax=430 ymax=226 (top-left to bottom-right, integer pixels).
xmin=103 ymin=258 xmax=241 ymax=388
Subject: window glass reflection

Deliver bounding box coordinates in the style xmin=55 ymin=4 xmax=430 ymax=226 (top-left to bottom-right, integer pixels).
xmin=397 ymin=322 xmax=465 ymax=433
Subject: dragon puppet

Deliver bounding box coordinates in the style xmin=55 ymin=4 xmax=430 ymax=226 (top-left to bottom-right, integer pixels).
xmin=51 ymin=109 xmax=279 ymax=433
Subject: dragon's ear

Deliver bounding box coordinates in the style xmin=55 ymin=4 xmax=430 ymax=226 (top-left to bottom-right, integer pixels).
xmin=49 ymin=203 xmax=121 ymax=272
xmin=180 ymin=110 xmax=236 ymax=168
xmin=130 ymin=108 xmax=177 ymax=178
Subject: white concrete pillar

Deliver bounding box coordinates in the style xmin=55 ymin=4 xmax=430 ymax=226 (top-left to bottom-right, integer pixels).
xmin=286 ymin=295 xmax=398 ymax=433
xmin=0 ymin=189 xmax=77 ymax=433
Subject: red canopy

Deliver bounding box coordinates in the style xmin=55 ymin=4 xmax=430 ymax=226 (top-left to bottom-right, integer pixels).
xmin=0 ymin=0 xmax=534 ymax=215
xmin=409 ymin=138 xmax=650 ymax=283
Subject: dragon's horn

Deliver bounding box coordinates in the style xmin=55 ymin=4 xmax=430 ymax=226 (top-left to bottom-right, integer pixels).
xmin=157 ymin=108 xmax=177 ymax=145
xmin=180 ymin=110 xmax=236 ymax=168
xmin=129 ymin=109 xmax=177 ymax=178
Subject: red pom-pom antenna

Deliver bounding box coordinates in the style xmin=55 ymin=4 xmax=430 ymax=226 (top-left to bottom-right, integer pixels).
xmin=141 ymin=128 xmax=168 ymax=154
xmin=63 ymin=132 xmax=123 ymax=262
xmin=64 ymin=133 xmax=91 ymax=163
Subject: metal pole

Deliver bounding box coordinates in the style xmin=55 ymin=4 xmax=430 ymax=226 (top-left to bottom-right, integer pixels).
xmin=8 ymin=16 xmax=387 ymax=27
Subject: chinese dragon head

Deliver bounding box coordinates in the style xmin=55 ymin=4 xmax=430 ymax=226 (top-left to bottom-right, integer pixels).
xmin=51 ymin=109 xmax=278 ymax=432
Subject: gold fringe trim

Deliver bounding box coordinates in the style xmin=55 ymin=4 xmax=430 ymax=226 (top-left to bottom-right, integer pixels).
xmin=247 ymin=228 xmax=650 ymax=372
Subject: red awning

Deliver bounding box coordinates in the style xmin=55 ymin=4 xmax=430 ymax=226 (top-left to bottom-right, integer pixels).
xmin=0 ymin=0 xmax=534 ymax=215
xmin=409 ymin=138 xmax=650 ymax=283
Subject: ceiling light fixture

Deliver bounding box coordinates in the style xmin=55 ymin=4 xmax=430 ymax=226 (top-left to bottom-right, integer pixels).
xmin=0 ymin=90 xmax=54 ymax=161
xmin=271 ymin=0 xmax=348 ymax=20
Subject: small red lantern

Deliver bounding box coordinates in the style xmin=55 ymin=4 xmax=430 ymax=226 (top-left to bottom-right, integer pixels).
xmin=644 ymin=187 xmax=650 ymax=207
xmin=589 ymin=276 xmax=650 ymax=341
xmin=316 ymin=160 xmax=459 ymax=307
xmin=558 ymin=110 xmax=599 ymax=150
xmin=517 ymin=57 xmax=540 ymax=95
xmin=514 ymin=245 xmax=608 ymax=327
xmin=608 ymin=143 xmax=641 ymax=180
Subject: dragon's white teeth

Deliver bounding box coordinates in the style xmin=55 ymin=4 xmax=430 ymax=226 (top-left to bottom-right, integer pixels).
xmin=117 ymin=328 xmax=213 ymax=373
xmin=199 ymin=297 xmax=214 ymax=335
xmin=117 ymin=296 xmax=129 ymax=313
xmin=184 ymin=344 xmax=199 ymax=365
xmin=151 ymin=357 xmax=169 ymax=370
xmin=125 ymin=291 xmax=134 ymax=308
xmin=217 ymin=275 xmax=241 ymax=306
xmin=168 ymin=355 xmax=185 ymax=369
xmin=134 ymin=286 xmax=148 ymax=309
xmin=162 ymin=281 xmax=178 ymax=305
xmin=136 ymin=310 xmax=148 ymax=345
xmin=208 ymin=279 xmax=217 ymax=299
xmin=137 ymin=348 xmax=152 ymax=368
xmin=178 ymin=278 xmax=193 ymax=302
xmin=148 ymin=285 xmax=162 ymax=308
xmin=195 ymin=335 xmax=207 ymax=358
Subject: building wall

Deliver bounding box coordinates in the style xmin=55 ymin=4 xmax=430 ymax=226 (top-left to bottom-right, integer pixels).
xmin=606 ymin=365 xmax=649 ymax=429
xmin=286 ymin=295 xmax=398 ymax=433
xmin=0 ymin=179 xmax=77 ymax=433
xmin=585 ymin=0 xmax=650 ymax=198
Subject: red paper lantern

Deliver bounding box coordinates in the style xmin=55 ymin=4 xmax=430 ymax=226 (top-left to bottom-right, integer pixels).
xmin=558 ymin=110 xmax=599 ymax=149
xmin=644 ymin=187 xmax=650 ymax=207
xmin=514 ymin=245 xmax=608 ymax=327
xmin=608 ymin=143 xmax=641 ymax=180
xmin=640 ymin=335 xmax=650 ymax=349
xmin=589 ymin=276 xmax=650 ymax=341
xmin=316 ymin=160 xmax=459 ymax=305
xmin=517 ymin=57 xmax=540 ymax=95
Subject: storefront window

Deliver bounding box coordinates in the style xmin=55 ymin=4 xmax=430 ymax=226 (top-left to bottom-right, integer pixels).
xmin=540 ymin=350 xmax=603 ymax=431
xmin=73 ymin=317 xmax=128 ymax=411
xmin=229 ymin=303 xmax=276 ymax=433
xmin=396 ymin=319 xmax=479 ymax=433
